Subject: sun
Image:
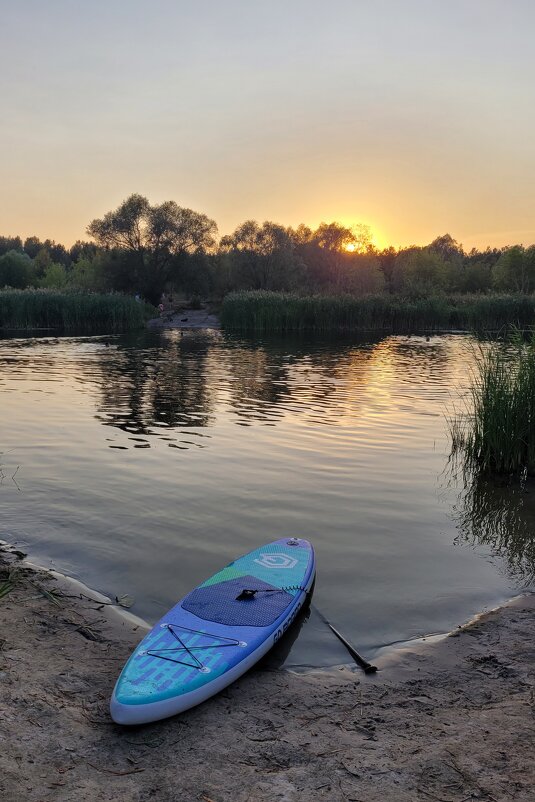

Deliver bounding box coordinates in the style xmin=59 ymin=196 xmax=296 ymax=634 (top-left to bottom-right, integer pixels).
xmin=345 ymin=243 xmax=356 ymax=252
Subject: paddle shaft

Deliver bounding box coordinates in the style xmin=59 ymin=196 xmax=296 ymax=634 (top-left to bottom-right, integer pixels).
xmin=312 ymin=605 xmax=378 ymax=674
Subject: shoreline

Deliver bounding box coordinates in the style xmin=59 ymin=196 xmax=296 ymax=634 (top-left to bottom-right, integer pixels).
xmin=1 ymin=546 xmax=533 ymax=801
xmin=3 ymin=539 xmax=528 ymax=671
xmin=147 ymin=307 xmax=221 ymax=330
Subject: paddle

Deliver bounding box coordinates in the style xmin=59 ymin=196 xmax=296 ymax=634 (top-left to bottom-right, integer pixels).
xmin=312 ymin=604 xmax=378 ymax=674
xmin=234 ymin=582 xmax=378 ymax=674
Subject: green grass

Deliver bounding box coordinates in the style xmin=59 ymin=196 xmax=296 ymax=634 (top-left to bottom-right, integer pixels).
xmin=0 ymin=567 xmax=19 ymax=600
xmin=450 ymin=330 xmax=535 ymax=475
xmin=220 ymin=291 xmax=535 ymax=332
xmin=0 ymin=289 xmax=152 ymax=333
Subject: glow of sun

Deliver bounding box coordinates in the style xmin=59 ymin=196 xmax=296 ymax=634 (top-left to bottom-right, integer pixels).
xmin=345 ymin=243 xmax=356 ymax=252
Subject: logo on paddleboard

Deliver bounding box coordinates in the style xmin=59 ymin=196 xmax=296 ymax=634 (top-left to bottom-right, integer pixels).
xmin=254 ymin=553 xmax=298 ymax=569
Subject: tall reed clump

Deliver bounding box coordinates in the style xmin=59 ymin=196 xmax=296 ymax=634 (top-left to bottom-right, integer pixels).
xmin=450 ymin=330 xmax=535 ymax=475
xmin=221 ymin=291 xmax=535 ymax=333
xmin=0 ymin=289 xmax=150 ymax=332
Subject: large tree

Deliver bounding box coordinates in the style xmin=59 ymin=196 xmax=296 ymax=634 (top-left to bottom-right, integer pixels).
xmin=87 ymin=194 xmax=217 ymax=302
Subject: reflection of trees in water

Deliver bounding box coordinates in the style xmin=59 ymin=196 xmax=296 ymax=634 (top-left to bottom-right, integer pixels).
xmin=378 ymin=335 xmax=467 ymax=390
xmin=95 ymin=334 xmax=216 ymax=434
xmin=219 ymin=333 xmax=381 ymax=424
xmin=87 ymin=330 xmax=464 ymax=439
xmin=97 ymin=347 xmax=152 ymax=434
xmin=219 ymin=344 xmax=286 ymax=418
xmin=0 ymin=337 xmax=65 ymax=379
xmin=452 ymin=472 xmax=535 ymax=583
xmin=150 ymin=340 xmax=215 ymax=429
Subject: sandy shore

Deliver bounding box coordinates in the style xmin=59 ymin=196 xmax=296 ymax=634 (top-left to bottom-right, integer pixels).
xmin=1 ymin=547 xmax=533 ymax=802
xmin=147 ymin=308 xmax=221 ymax=330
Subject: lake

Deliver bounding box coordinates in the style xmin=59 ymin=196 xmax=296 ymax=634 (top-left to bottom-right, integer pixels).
xmin=1 ymin=329 xmax=533 ymax=667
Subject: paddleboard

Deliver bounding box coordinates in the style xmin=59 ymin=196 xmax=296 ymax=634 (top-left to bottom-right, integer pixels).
xmin=110 ymin=537 xmax=315 ymax=725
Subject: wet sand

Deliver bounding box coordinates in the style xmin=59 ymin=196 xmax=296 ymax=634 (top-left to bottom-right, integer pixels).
xmin=1 ymin=546 xmax=533 ymax=802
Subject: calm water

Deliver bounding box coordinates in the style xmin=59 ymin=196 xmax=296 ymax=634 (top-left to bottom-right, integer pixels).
xmin=1 ymin=330 xmax=533 ymax=666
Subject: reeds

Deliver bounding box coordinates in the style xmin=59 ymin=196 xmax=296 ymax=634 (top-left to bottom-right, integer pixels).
xmin=221 ymin=291 xmax=535 ymax=332
xmin=450 ymin=330 xmax=535 ymax=475
xmin=0 ymin=289 xmax=149 ymax=332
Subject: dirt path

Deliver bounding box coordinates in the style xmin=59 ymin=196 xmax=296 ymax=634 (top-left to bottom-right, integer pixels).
xmin=1 ymin=548 xmax=533 ymax=802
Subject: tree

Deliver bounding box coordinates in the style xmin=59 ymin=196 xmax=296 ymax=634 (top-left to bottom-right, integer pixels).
xmin=87 ymin=194 xmax=217 ymax=303
xmin=461 ymin=246 xmax=504 ymax=293
xmin=428 ymin=234 xmax=465 ymax=293
xmin=33 ymin=248 xmax=53 ymax=279
xmin=23 ymin=237 xmax=70 ymax=266
xmin=287 ymin=223 xmax=313 ymax=246
xmin=0 ymin=250 xmax=34 ymax=288
xmin=0 ymin=236 xmax=22 ymax=256
xmin=460 ymin=260 xmax=492 ymax=293
xmin=343 ymin=253 xmax=385 ymax=294
xmin=466 ymin=246 xmax=504 ymax=271
xmin=313 ymin=222 xmax=372 ymax=254
xmin=40 ymin=262 xmax=68 ymax=289
xmin=492 ymin=246 xmax=535 ymax=293
xmin=428 ymin=234 xmax=464 ymax=263
xmin=220 ymin=220 xmax=303 ymax=290
xmin=392 ymin=248 xmax=448 ymax=295
xmin=68 ymin=253 xmax=111 ymax=292
xmin=296 ymin=222 xmax=374 ymax=289
xmin=377 ymin=247 xmax=398 ymax=292
xmin=69 ymin=240 xmax=98 ymax=263
xmin=23 ymin=236 xmax=43 ymax=259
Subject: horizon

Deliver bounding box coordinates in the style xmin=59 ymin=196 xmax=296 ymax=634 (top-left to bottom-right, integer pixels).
xmin=2 ymin=208 xmax=532 ymax=255
xmin=2 ymin=1 xmax=535 ymax=251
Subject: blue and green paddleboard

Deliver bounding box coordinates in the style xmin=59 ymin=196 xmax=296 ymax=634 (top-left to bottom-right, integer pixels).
xmin=110 ymin=538 xmax=315 ymax=725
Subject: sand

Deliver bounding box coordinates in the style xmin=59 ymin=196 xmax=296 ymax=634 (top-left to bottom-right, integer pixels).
xmin=147 ymin=308 xmax=221 ymax=330
xmin=0 ymin=546 xmax=533 ymax=802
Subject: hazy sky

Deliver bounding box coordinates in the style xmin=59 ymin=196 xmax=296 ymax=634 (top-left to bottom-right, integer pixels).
xmin=2 ymin=0 xmax=534 ymax=250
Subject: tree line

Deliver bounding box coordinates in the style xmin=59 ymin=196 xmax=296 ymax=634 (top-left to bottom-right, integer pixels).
xmin=1 ymin=194 xmax=534 ymax=304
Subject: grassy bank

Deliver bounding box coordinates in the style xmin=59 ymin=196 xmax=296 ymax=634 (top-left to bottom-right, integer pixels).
xmin=0 ymin=289 xmax=151 ymax=333
xmin=450 ymin=332 xmax=535 ymax=475
xmin=221 ymin=291 xmax=535 ymax=332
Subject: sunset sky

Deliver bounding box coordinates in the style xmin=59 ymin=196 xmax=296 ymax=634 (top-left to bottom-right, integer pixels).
xmin=2 ymin=0 xmax=534 ymax=251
